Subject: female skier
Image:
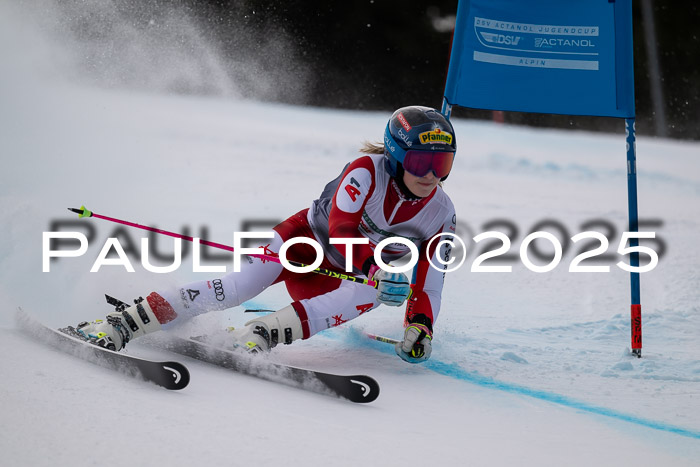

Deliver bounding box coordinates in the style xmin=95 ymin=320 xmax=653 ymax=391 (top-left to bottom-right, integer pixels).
xmin=74 ymin=105 xmax=457 ymax=363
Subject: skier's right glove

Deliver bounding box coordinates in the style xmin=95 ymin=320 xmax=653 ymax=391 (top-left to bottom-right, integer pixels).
xmin=395 ymin=315 xmax=433 ymax=363
xmin=369 ymin=265 xmax=411 ymax=307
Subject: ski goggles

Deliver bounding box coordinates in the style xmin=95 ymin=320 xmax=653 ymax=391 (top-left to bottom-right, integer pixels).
xmin=402 ymin=150 xmax=455 ymax=178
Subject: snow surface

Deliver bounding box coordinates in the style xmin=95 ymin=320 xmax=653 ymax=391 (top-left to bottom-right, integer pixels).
xmin=2 ymin=3 xmax=700 ymax=466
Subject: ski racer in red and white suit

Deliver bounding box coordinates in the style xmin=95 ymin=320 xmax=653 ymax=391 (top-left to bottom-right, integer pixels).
xmin=307 ymin=153 xmax=456 ymax=338
xmin=73 ymin=106 xmax=458 ymax=364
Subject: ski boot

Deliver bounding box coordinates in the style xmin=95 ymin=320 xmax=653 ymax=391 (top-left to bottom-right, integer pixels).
xmin=230 ymin=305 xmax=304 ymax=354
xmin=70 ymin=297 xmax=162 ymax=351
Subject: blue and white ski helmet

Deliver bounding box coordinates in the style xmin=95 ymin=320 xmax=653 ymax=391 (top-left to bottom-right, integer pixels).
xmin=383 ymin=106 xmax=457 ymax=180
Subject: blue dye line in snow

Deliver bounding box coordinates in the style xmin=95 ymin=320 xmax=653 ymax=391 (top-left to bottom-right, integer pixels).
xmin=339 ymin=328 xmax=700 ymax=440
xmin=424 ymin=359 xmax=700 ymax=440
xmin=240 ymin=300 xmax=273 ymax=312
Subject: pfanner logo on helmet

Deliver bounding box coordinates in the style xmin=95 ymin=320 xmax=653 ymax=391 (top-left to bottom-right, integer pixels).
xmin=419 ymin=129 xmax=453 ymax=145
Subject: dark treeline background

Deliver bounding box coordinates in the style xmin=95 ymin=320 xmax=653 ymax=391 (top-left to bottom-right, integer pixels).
xmin=176 ymin=1 xmax=698 ymax=139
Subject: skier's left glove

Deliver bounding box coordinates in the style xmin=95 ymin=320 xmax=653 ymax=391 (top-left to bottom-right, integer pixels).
xmin=395 ymin=315 xmax=433 ymax=363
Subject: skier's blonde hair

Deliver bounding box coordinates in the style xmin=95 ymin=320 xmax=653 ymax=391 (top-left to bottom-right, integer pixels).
xmin=359 ymin=141 xmax=385 ymax=154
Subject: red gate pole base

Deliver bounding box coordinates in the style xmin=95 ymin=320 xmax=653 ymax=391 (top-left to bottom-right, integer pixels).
xmin=631 ymin=304 xmax=642 ymax=358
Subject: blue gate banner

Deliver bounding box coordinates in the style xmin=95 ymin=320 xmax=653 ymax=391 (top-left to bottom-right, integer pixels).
xmin=444 ymin=0 xmax=635 ymax=117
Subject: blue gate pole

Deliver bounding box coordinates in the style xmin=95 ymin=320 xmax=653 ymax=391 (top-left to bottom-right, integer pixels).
xmin=626 ymin=118 xmax=642 ymax=358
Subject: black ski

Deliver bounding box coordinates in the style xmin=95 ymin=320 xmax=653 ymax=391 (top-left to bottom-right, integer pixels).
xmin=15 ymin=309 xmax=189 ymax=390
xmin=150 ymin=334 xmax=380 ymax=403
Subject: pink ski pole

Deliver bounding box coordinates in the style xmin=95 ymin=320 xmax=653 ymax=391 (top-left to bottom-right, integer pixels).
xmin=68 ymin=206 xmax=378 ymax=288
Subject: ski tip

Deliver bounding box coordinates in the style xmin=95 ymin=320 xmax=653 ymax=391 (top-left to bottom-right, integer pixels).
xmin=315 ymin=372 xmax=380 ymax=403
xmin=161 ymin=362 xmax=190 ymax=390
xmin=347 ymin=375 xmax=380 ymax=403
xmin=67 ymin=206 xmax=92 ymax=218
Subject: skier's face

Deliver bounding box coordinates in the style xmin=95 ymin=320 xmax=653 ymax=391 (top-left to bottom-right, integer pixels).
xmin=403 ymin=170 xmax=439 ymax=198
